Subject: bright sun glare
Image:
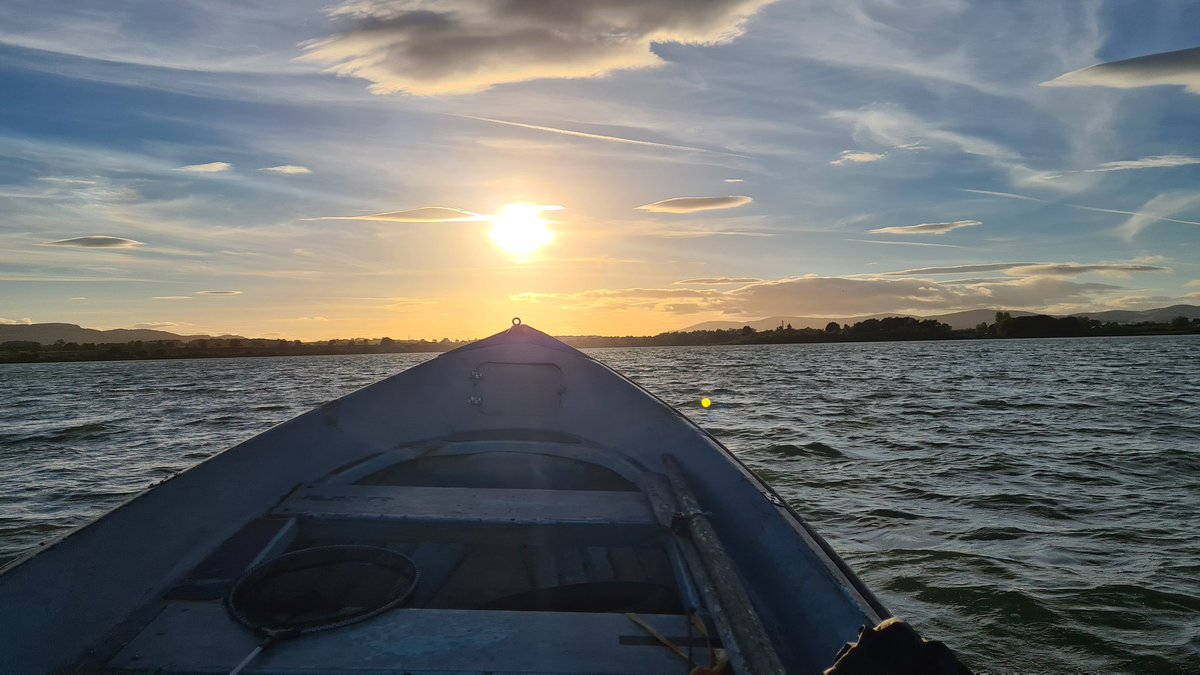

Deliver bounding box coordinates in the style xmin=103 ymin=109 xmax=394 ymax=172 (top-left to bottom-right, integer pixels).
xmin=489 ymin=203 xmax=556 ymax=258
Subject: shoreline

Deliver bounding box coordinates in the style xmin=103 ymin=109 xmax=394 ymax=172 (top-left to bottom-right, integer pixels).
xmin=3 ymin=329 xmax=1196 ymax=365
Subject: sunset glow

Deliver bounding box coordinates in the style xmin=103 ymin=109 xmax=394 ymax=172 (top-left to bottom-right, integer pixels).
xmin=1 ymin=3 xmax=1198 ymax=341
xmin=488 ymin=204 xmax=557 ymax=259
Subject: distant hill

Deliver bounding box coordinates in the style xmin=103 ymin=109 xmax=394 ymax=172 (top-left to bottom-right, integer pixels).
xmin=1067 ymin=304 xmax=1200 ymax=324
xmin=680 ymin=305 xmax=1199 ymax=332
xmin=682 ymin=310 xmax=1035 ymax=331
xmin=0 ymin=323 xmax=221 ymax=344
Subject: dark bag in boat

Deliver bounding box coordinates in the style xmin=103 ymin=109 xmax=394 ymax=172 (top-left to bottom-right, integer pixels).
xmin=824 ymin=618 xmax=972 ymax=675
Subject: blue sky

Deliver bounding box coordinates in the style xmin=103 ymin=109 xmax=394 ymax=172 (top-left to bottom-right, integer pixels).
xmin=1 ymin=0 xmax=1198 ymax=338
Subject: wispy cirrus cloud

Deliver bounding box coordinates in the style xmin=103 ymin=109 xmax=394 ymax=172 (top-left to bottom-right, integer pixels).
xmin=44 ymin=235 xmax=143 ymax=248
xmin=868 ymin=220 xmax=981 ymax=235
xmin=176 ymin=162 xmax=232 ymax=173
xmin=152 ymin=296 xmax=192 ymax=301
xmin=195 ymin=290 xmax=242 ymax=296
xmin=1037 ymin=155 xmax=1200 ymax=180
xmin=636 ymin=196 xmax=753 ymax=214
xmin=1116 ymin=192 xmax=1200 ymax=240
xmin=1042 ymin=46 xmax=1200 ymax=95
xmin=300 ymin=0 xmax=781 ymax=95
xmin=831 ymin=150 xmax=886 ymax=166
xmin=308 ymin=207 xmax=485 ymax=223
xmin=258 ymin=165 xmax=312 ymax=175
xmin=1083 ymin=155 xmax=1200 ymax=173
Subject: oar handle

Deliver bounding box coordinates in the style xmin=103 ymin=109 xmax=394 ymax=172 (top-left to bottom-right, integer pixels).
xmin=229 ymin=636 xmax=274 ymax=675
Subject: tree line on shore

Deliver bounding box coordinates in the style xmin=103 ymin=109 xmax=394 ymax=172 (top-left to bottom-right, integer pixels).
xmin=2 ymin=313 xmax=1197 ymax=363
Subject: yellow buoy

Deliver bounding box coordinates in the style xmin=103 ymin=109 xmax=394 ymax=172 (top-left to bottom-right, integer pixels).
xmin=701 ymin=397 xmax=712 ymax=408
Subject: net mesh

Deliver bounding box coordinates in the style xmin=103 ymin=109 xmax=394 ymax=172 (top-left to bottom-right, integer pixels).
xmin=226 ymin=545 xmax=418 ymax=635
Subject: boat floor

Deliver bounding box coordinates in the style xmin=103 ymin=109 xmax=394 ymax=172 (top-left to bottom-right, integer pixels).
xmin=101 ymin=442 xmax=708 ymax=674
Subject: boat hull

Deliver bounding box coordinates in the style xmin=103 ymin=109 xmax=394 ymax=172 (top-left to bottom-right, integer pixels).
xmin=0 ymin=325 xmax=886 ymax=674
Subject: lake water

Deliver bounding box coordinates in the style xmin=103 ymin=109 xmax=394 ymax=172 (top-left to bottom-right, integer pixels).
xmin=2 ymin=336 xmax=1198 ymax=672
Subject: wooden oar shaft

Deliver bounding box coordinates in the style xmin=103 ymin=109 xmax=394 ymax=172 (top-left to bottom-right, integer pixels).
xmin=663 ymin=454 xmax=786 ymax=675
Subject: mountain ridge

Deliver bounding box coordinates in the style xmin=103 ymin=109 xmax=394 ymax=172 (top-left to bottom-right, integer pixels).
xmin=0 ymin=323 xmax=243 ymax=344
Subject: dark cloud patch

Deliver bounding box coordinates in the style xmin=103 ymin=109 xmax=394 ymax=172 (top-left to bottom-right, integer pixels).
xmin=1044 ymin=46 xmax=1200 ymax=95
xmin=301 ymin=0 xmax=779 ymax=94
xmin=1009 ymin=263 xmax=1171 ymax=276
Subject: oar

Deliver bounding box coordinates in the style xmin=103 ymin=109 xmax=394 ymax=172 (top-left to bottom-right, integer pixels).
xmin=663 ymin=454 xmax=786 ymax=675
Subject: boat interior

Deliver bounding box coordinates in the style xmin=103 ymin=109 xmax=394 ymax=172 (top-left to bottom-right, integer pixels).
xmin=101 ymin=433 xmax=726 ymax=674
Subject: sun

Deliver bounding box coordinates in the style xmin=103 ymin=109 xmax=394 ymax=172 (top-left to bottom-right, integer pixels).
xmin=489 ymin=203 xmax=557 ymax=258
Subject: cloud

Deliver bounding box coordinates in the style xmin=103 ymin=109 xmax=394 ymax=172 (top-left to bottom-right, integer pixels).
xmin=724 ymin=178 xmax=744 ymax=183
xmin=44 ymin=235 xmax=143 ymax=248
xmin=1007 ymin=263 xmax=1171 ymax=276
xmin=657 ymin=230 xmax=775 ymax=238
xmin=1083 ymin=155 xmax=1200 ymax=173
xmin=513 ymin=273 xmax=1128 ymax=317
xmin=1187 ymin=279 xmax=1200 ymax=289
xmin=70 ymin=297 xmax=87 ymax=301
xmin=1116 ymin=192 xmax=1200 ymax=240
xmin=1042 ymin=46 xmax=1200 ymax=95
xmin=259 ymin=165 xmax=312 ymax=175
xmin=152 ymin=296 xmax=193 ymax=300
xmin=868 ymin=220 xmax=981 ymax=235
xmin=675 ymin=277 xmax=762 ymax=285
xmin=134 ymin=321 xmax=187 ymax=329
xmin=385 ymin=297 xmax=436 ymax=311
xmin=0 ymin=317 xmax=33 ymax=325
xmin=831 ymin=150 xmax=887 ymax=166
xmin=883 ymin=261 xmax=1169 ymax=278
xmin=636 ymin=196 xmax=753 ymax=214
xmin=195 ymin=290 xmax=243 ymax=296
xmin=300 ymin=0 xmax=780 ymax=95
xmin=1036 ymin=155 xmax=1200 ymax=180
xmin=846 ymin=239 xmax=964 ymax=249
xmin=884 ymin=263 xmax=1031 ymax=276
xmin=176 ymin=162 xmax=232 ymax=173
xmin=297 ymin=316 xmax=329 ymax=322
xmin=309 ymin=207 xmax=485 ymax=223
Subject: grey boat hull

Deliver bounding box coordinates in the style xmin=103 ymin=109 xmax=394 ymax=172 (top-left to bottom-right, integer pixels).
xmin=0 ymin=324 xmax=888 ymax=674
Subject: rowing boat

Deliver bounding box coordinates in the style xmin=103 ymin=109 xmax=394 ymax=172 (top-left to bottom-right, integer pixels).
xmin=0 ymin=321 xmax=965 ymax=673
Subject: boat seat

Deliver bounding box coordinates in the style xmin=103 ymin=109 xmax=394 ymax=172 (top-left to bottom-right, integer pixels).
xmin=272 ymin=484 xmax=662 ymax=546
xmin=106 ymin=603 xmax=695 ymax=674
xmin=163 ymin=517 xmax=295 ymax=601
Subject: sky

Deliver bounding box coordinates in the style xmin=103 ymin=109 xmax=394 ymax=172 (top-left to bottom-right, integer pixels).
xmin=1 ymin=0 xmax=1199 ymax=340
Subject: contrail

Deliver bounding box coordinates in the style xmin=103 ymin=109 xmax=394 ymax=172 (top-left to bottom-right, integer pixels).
xmin=455 ymin=115 xmax=751 ymax=159
xmin=959 ymin=188 xmax=1200 ymax=226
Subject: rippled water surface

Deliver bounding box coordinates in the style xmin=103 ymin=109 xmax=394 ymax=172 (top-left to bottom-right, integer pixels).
xmin=3 ymin=337 xmax=1198 ymax=672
